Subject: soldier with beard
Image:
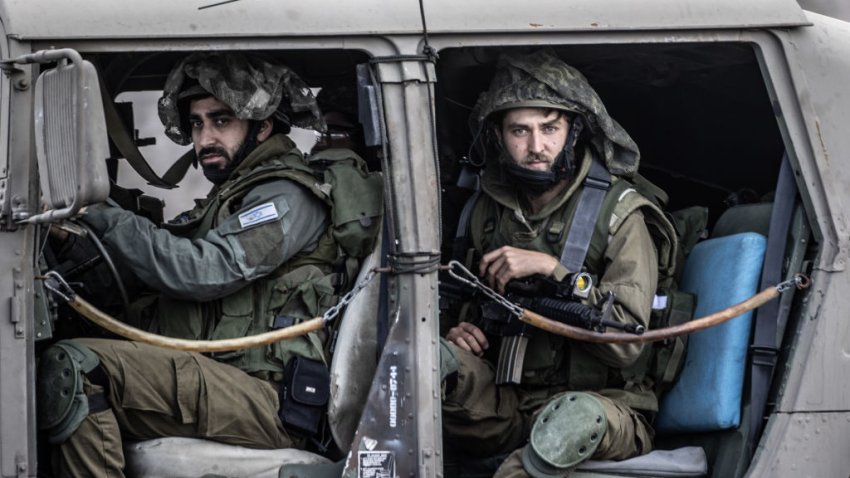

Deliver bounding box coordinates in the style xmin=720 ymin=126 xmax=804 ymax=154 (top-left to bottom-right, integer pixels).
xmin=441 ymin=50 xmax=674 ymax=477
xmin=36 ymin=52 xmax=374 ymax=477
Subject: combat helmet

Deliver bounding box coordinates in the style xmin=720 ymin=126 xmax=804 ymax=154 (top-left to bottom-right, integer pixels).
xmin=158 ymin=51 xmax=325 ymax=146
xmin=471 ymin=49 xmax=641 ymax=186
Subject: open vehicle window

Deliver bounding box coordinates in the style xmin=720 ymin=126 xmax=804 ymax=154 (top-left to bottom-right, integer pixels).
xmin=434 ymin=42 xmax=816 ymax=478
xmin=101 ymin=50 xmax=370 ymax=218
xmin=436 ymin=43 xmax=786 ymax=236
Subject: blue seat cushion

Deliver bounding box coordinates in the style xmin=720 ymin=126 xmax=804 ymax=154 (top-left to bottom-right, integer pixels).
xmin=655 ymin=232 xmax=766 ymax=434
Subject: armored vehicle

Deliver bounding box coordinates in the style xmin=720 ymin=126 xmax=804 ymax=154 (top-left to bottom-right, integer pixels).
xmin=0 ymin=0 xmax=847 ymax=476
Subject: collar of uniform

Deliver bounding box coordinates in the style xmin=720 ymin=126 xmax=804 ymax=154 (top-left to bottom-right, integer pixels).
xmin=231 ymin=133 xmax=299 ymax=179
xmin=481 ymin=148 xmax=593 ymax=222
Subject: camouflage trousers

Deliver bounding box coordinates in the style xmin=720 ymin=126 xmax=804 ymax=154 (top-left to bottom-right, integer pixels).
xmin=442 ymin=345 xmax=653 ymax=478
xmin=54 ymin=338 xmax=295 ymax=478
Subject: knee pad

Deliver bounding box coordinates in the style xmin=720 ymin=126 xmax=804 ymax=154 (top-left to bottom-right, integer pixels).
xmin=522 ymin=392 xmax=607 ymax=477
xmin=37 ymin=340 xmax=101 ymax=444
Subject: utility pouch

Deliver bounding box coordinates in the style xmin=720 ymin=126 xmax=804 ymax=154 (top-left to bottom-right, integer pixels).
xmin=650 ymin=288 xmax=695 ymax=392
xmin=279 ymin=356 xmax=330 ymax=436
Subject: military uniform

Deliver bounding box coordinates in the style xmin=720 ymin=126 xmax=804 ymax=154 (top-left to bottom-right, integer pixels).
xmin=444 ymin=152 xmax=658 ymax=475
xmin=53 ymin=134 xmax=337 ymax=477
xmin=442 ymin=50 xmax=673 ymax=477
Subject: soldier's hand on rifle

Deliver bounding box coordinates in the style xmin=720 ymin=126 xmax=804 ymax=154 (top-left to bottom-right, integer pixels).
xmin=446 ymin=322 xmax=489 ymax=356
xmin=480 ymin=246 xmax=560 ymax=293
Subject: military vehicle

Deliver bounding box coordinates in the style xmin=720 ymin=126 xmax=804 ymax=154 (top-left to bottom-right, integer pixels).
xmin=0 ymin=0 xmax=847 ymax=477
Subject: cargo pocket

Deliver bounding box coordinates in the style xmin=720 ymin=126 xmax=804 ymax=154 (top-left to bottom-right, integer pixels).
xmin=266 ymin=266 xmax=336 ymax=366
xmin=208 ymin=286 xmax=254 ymax=363
xmin=117 ymin=353 xmax=201 ymax=427
xmin=141 ymin=295 xmax=207 ymax=339
xmin=173 ymin=355 xmax=203 ymax=426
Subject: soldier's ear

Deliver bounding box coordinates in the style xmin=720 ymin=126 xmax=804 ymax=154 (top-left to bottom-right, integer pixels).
xmin=256 ymin=119 xmax=274 ymax=142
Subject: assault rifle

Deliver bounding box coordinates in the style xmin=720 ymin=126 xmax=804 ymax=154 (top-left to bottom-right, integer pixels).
xmin=478 ymin=273 xmax=644 ymax=385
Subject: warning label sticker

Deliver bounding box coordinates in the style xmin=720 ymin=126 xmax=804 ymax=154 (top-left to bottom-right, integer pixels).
xmin=358 ymin=450 xmax=395 ymax=478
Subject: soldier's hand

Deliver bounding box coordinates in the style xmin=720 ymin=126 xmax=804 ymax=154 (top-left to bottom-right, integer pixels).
xmin=445 ymin=322 xmax=489 ymax=356
xmin=480 ymin=246 xmax=559 ymax=293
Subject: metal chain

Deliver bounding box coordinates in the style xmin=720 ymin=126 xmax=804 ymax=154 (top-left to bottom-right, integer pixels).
xmin=446 ymin=260 xmax=523 ymax=318
xmin=322 ymin=268 xmax=380 ymax=324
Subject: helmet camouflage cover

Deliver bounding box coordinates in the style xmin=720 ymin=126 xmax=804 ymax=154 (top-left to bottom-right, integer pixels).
xmin=158 ymin=52 xmax=325 ymax=145
xmin=471 ymin=49 xmax=640 ymax=177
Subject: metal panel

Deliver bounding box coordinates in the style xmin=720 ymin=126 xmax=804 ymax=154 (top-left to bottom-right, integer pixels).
xmin=422 ymin=0 xmax=810 ymax=32
xmin=342 ymin=51 xmax=442 ymax=478
xmin=0 ymin=0 xmax=809 ymax=40
xmin=799 ymin=0 xmax=850 ymax=22
xmin=0 ymin=33 xmax=37 ymax=478
xmin=755 ymin=13 xmax=850 ymax=415
xmin=0 ymin=0 xmax=423 ymax=39
xmin=748 ymin=412 xmax=850 ymax=477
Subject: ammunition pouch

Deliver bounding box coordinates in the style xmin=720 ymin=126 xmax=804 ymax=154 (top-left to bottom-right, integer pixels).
xmin=37 ymin=340 xmax=107 ymax=444
xmin=279 ymin=356 xmax=330 ymax=437
xmin=648 ymin=287 xmax=695 ymax=393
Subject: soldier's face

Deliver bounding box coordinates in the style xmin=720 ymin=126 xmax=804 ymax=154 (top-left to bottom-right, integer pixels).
xmin=189 ymin=96 xmax=252 ymax=171
xmin=500 ymin=108 xmax=570 ymax=171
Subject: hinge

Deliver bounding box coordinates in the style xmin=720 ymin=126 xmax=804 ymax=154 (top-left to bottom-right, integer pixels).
xmin=10 ymin=297 xmax=24 ymax=339
xmin=15 ymin=453 xmax=27 ymax=478
xmin=11 ymin=268 xmax=25 ymax=339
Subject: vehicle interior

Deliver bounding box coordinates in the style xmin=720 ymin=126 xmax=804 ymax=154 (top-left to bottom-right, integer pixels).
xmin=33 ymin=41 xmax=817 ymax=478
xmin=434 ymin=44 xmax=816 ymax=477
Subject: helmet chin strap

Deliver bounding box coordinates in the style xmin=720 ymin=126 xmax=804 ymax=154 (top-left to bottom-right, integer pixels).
xmin=504 ymin=116 xmax=585 ymax=195
xmin=203 ymin=121 xmax=263 ymax=185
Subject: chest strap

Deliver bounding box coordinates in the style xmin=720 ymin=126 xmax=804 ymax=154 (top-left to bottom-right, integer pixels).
xmin=559 ymin=155 xmax=611 ymax=272
xmin=495 ymin=155 xmax=610 ymax=386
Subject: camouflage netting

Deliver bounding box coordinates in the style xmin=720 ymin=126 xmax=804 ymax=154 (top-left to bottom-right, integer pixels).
xmin=471 ymin=49 xmax=640 ymax=177
xmin=159 ymin=52 xmax=325 ymax=145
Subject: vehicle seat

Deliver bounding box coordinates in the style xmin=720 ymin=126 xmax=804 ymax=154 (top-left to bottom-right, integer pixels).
xmin=123 ymin=234 xmax=384 ymax=477
xmin=573 ymin=231 xmax=768 ymax=477
xmin=124 ymin=438 xmax=330 ymax=478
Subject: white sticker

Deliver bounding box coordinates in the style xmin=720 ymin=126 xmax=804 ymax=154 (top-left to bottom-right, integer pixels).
xmin=358 ymin=451 xmax=395 ymax=478
xmin=238 ymin=203 xmax=279 ymax=229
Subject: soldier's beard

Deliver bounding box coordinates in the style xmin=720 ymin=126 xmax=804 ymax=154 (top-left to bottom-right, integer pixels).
xmin=199 ymin=122 xmax=262 ymax=185
xmin=199 ymin=146 xmax=237 ymax=185
xmin=503 ymin=150 xmax=573 ymax=197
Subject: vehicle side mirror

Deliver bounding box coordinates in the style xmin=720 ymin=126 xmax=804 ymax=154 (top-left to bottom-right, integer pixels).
xmin=26 ymin=49 xmax=110 ymax=223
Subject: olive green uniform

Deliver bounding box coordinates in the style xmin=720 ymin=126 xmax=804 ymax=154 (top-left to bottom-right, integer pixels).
xmin=443 ymin=152 xmax=658 ymax=476
xmin=56 ymin=134 xmax=334 ymax=477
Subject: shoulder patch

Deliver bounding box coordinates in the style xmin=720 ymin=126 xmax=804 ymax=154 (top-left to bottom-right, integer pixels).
xmin=238 ymin=202 xmax=279 ymax=228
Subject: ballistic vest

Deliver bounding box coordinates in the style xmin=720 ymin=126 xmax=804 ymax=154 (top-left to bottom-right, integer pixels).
xmin=146 ymin=136 xmax=382 ymax=379
xmin=466 ymin=153 xmax=681 ymax=412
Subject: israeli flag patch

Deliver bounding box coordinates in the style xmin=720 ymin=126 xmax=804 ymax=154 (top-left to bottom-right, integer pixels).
xmin=238 ymin=202 xmax=279 ymax=229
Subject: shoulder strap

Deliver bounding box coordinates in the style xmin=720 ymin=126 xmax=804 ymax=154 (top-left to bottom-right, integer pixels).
xmin=559 ymin=154 xmax=611 ymax=272
xmin=98 ymin=73 xmax=181 ymax=189
xmin=748 ymin=154 xmax=797 ymax=455
xmin=453 ymin=189 xmax=482 ymax=262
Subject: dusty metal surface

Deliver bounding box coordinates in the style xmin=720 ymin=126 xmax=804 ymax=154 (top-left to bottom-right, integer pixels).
xmin=749 ymin=411 xmax=850 ymax=477
xmin=0 ymin=0 xmax=809 ymax=40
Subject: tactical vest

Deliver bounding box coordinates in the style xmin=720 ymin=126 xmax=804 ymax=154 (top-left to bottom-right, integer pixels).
xmin=465 ymin=162 xmax=684 ymax=412
xmin=138 ymin=140 xmax=382 ymax=379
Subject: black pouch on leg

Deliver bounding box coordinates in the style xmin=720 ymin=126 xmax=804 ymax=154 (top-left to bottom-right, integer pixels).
xmin=279 ymin=356 xmax=330 ymax=436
